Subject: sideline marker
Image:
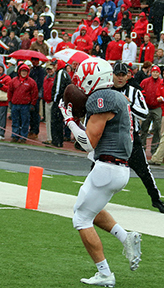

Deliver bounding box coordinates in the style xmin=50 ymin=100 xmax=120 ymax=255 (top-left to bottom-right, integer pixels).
xmin=25 ymin=166 xmax=43 ymax=210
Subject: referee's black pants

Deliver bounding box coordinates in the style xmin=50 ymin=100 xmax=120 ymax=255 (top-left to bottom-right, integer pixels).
xmin=128 ymin=132 xmax=160 ymax=202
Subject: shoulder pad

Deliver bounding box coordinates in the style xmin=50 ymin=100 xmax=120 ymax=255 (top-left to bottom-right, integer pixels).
xmin=86 ymin=89 xmax=121 ymax=114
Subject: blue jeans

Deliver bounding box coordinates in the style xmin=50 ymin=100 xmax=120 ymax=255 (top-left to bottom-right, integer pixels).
xmin=0 ymin=106 xmax=7 ymax=137
xmin=11 ymin=104 xmax=30 ymax=139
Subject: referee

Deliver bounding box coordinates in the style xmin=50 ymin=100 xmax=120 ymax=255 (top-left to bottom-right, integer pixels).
xmin=112 ymin=62 xmax=164 ymax=213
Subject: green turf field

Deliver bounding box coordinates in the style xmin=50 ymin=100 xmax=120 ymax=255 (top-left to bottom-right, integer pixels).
xmin=0 ymin=169 xmax=164 ymax=287
xmin=0 ymin=169 xmax=163 ymax=211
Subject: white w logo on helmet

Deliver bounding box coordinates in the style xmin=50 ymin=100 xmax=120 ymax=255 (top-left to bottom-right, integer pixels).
xmin=75 ymin=58 xmax=114 ymax=95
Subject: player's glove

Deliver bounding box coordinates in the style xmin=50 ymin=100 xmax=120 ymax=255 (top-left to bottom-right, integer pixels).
xmin=58 ymin=99 xmax=74 ymax=125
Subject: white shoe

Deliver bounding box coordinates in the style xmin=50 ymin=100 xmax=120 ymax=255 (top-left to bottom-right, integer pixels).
xmin=80 ymin=272 xmax=115 ymax=287
xmin=123 ymin=232 xmax=142 ymax=271
xmin=0 ymin=135 xmax=4 ymax=140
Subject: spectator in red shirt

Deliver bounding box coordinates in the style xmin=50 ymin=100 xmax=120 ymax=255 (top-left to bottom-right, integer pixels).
xmin=115 ymin=4 xmax=132 ymax=27
xmin=115 ymin=0 xmax=132 ymax=10
xmin=30 ymin=29 xmax=38 ymax=45
xmin=138 ymin=33 xmax=155 ymax=63
xmin=131 ymin=0 xmax=140 ymax=7
xmin=74 ymin=19 xmax=88 ymax=33
xmin=55 ymin=32 xmax=75 ymax=53
xmin=105 ymin=32 xmax=125 ymax=61
xmin=0 ymin=63 xmax=11 ymax=140
xmin=65 ymin=64 xmax=74 ymax=79
xmin=85 ymin=13 xmax=93 ymax=27
xmin=74 ymin=26 xmax=93 ymax=54
xmin=8 ymin=64 xmax=38 ymax=143
xmin=140 ymin=65 xmax=162 ymax=154
xmin=148 ymin=70 xmax=164 ymax=165
xmin=156 ymin=69 xmax=164 ymax=135
xmin=132 ymin=12 xmax=148 ymax=46
xmin=20 ymin=31 xmax=31 ymax=49
xmin=88 ymin=17 xmax=103 ymax=43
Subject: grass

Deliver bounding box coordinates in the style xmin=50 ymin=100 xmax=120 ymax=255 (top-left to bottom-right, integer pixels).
xmin=0 ymin=208 xmax=164 ymax=288
xmin=0 ymin=169 xmax=163 ymax=211
xmin=0 ymin=169 xmax=164 ymax=287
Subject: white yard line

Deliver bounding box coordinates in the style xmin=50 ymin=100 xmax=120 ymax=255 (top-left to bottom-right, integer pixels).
xmin=0 ymin=207 xmax=20 ymax=210
xmin=0 ymin=181 xmax=164 ymax=238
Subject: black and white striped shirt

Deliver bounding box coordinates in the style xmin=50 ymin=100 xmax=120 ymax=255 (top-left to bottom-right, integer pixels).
xmin=112 ymin=83 xmax=148 ymax=132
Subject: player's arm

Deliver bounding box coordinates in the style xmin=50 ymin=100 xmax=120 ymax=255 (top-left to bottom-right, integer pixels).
xmin=86 ymin=112 xmax=115 ymax=148
xmin=58 ymin=100 xmax=115 ymax=152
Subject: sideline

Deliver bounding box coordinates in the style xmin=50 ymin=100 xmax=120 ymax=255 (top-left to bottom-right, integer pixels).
xmin=0 ymin=181 xmax=164 ymax=238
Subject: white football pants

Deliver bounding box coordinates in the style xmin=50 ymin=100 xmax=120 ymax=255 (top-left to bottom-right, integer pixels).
xmin=73 ymin=160 xmax=130 ymax=230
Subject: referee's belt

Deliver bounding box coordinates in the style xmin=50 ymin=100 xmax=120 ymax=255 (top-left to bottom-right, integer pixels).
xmin=99 ymin=155 xmax=128 ymax=167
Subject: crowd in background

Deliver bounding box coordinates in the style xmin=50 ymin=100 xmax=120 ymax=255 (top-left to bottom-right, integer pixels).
xmin=0 ymin=0 xmax=163 ymax=164
xmin=0 ymin=0 xmax=163 ymax=61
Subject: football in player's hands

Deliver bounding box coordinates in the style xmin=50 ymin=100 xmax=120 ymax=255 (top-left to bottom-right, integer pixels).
xmin=64 ymin=84 xmax=88 ymax=118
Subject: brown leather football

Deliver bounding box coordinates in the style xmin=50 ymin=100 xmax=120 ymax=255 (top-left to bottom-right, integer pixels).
xmin=64 ymin=84 xmax=88 ymax=118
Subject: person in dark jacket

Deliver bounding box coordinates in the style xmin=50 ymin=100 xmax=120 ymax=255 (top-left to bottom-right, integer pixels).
xmin=28 ymin=57 xmax=45 ymax=139
xmin=91 ymin=43 xmax=104 ymax=58
xmin=23 ymin=18 xmax=37 ymax=39
xmin=141 ymin=0 xmax=154 ymax=22
xmin=51 ymin=59 xmax=71 ymax=147
xmin=7 ymin=21 xmax=20 ymax=37
xmin=16 ymin=8 xmax=29 ymax=29
xmin=37 ymin=15 xmax=50 ymax=40
xmin=97 ymin=27 xmax=111 ymax=59
xmin=0 ymin=20 xmax=4 ymax=37
xmin=121 ymin=11 xmax=133 ymax=35
xmin=0 ymin=27 xmax=10 ymax=54
xmin=8 ymin=64 xmax=38 ymax=143
xmin=126 ymin=64 xmax=143 ymax=91
xmin=40 ymin=4 xmax=54 ymax=29
xmin=134 ymin=61 xmax=152 ymax=84
xmin=0 ymin=4 xmax=4 ymax=21
xmin=5 ymin=31 xmax=19 ymax=54
xmin=42 ymin=62 xmax=56 ymax=145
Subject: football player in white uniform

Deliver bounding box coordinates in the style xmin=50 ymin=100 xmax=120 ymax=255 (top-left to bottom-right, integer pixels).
xmin=59 ymin=58 xmax=142 ymax=287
